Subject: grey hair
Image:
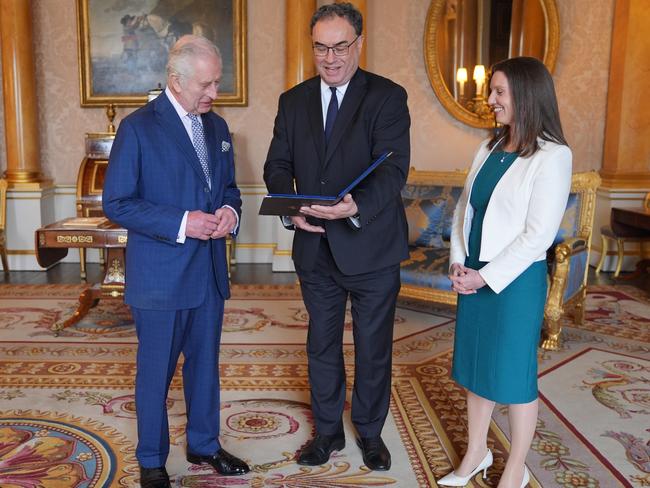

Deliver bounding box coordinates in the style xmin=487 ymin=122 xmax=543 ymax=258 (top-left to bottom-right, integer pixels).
xmin=166 ymin=35 xmax=222 ymax=79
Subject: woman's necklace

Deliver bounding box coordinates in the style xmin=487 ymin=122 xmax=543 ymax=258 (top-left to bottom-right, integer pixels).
xmin=499 ymin=145 xmax=517 ymax=163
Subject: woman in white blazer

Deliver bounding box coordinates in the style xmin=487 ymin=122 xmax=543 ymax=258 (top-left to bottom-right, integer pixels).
xmin=438 ymin=58 xmax=572 ymax=488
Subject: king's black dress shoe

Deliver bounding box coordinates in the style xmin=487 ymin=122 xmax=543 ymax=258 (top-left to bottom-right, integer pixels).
xmin=297 ymin=433 xmax=345 ymax=466
xmin=357 ymin=436 xmax=391 ymax=471
xmin=139 ymin=466 xmax=171 ymax=488
xmin=186 ymin=448 xmax=250 ymax=476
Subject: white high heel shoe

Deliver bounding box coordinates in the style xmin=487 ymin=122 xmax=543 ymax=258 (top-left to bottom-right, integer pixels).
xmin=520 ymin=465 xmax=530 ymax=488
xmin=437 ymin=449 xmax=493 ymax=487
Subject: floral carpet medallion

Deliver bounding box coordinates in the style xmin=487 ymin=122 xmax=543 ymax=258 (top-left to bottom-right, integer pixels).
xmin=0 ymin=413 xmax=135 ymax=487
xmin=0 ymin=284 xmax=647 ymax=486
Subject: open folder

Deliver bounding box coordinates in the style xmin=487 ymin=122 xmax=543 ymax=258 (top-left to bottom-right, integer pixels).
xmin=258 ymin=151 xmax=393 ymax=216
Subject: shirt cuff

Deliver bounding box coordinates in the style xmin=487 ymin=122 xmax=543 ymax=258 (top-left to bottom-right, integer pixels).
xmin=177 ymin=211 xmax=189 ymax=243
xmin=281 ymin=215 xmax=293 ymax=227
xmin=223 ymin=205 xmax=240 ymax=234
xmin=349 ymin=214 xmax=361 ymax=228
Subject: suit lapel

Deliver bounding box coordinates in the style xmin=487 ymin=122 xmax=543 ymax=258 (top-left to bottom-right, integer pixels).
xmin=306 ymin=79 xmax=326 ymax=165
xmin=154 ymin=93 xmax=208 ymax=188
xmin=324 ymin=69 xmax=367 ymax=167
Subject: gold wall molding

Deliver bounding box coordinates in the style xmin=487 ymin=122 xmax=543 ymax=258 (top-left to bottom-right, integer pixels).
xmin=599 ymin=171 xmax=650 ymax=190
xmin=285 ymin=0 xmax=317 ymax=89
xmin=0 ymin=0 xmax=47 ymax=186
xmin=7 ymin=249 xmax=36 ymax=255
xmin=601 ymin=0 xmax=650 ymax=183
xmin=236 ymin=243 xmax=276 ymax=249
xmin=273 ymin=250 xmax=292 ymax=256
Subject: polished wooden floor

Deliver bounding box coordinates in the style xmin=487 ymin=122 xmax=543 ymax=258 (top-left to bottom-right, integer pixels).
xmin=1 ymin=261 xmax=648 ymax=293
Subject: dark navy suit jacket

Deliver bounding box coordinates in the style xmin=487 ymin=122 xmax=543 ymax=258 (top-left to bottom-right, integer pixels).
xmin=263 ymin=69 xmax=411 ymax=275
xmin=103 ymin=92 xmax=241 ymax=310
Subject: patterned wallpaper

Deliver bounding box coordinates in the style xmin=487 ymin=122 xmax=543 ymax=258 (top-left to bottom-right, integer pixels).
xmin=554 ymin=0 xmax=615 ymax=172
xmin=0 ymin=0 xmax=614 ymax=184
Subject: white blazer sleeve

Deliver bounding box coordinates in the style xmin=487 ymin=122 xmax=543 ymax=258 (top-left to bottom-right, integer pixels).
xmin=479 ymin=144 xmax=572 ymax=293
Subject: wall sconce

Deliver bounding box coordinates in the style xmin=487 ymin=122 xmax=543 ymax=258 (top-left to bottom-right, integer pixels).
xmin=456 ymin=67 xmax=468 ymax=99
xmin=466 ymin=64 xmax=491 ymax=117
xmin=473 ymin=64 xmax=486 ymax=97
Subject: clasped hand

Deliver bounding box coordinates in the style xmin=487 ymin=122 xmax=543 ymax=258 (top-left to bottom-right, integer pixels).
xmin=186 ymin=208 xmax=236 ymax=240
xmin=449 ymin=263 xmax=486 ymax=294
xmin=290 ymin=193 xmax=358 ymax=233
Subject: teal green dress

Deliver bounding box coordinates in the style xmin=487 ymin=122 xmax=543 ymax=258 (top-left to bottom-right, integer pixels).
xmin=451 ymin=151 xmax=547 ymax=404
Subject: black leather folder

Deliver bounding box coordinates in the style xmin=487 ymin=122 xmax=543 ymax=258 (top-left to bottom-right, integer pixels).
xmin=259 ymin=151 xmax=393 ymax=216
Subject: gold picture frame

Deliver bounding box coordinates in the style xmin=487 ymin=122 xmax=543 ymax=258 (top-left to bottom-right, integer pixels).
xmin=77 ymin=0 xmax=247 ymax=107
xmin=423 ymin=0 xmax=559 ymax=129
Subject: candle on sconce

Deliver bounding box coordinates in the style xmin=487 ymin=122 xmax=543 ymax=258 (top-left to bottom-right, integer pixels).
xmin=456 ymin=67 xmax=468 ymax=98
xmin=473 ymin=64 xmax=486 ymax=97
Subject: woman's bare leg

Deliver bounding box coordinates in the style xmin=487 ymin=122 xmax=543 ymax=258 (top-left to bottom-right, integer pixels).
xmin=497 ymin=399 xmax=537 ymax=487
xmin=454 ymin=390 xmax=495 ymax=476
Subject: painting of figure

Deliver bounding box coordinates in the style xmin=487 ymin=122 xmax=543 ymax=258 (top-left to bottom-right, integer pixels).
xmin=78 ymin=0 xmax=247 ymax=106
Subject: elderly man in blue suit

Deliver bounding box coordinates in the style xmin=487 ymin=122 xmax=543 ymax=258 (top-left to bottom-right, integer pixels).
xmin=103 ymin=35 xmax=249 ymax=488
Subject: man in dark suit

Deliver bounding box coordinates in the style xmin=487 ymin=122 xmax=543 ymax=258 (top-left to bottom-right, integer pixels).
xmin=263 ymin=2 xmax=410 ymax=472
xmin=103 ymin=35 xmax=249 ymax=488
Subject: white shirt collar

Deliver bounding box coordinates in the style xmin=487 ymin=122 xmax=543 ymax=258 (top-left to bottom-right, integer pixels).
xmin=165 ymin=86 xmax=201 ymax=124
xmin=320 ymin=79 xmax=350 ymax=99
xmin=320 ymin=80 xmax=350 ymax=126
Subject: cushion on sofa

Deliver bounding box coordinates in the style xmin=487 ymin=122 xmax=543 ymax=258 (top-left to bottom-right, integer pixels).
xmin=401 ymin=185 xmax=463 ymax=248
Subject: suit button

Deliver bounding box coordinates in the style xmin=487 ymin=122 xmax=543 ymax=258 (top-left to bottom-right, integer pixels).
xmin=204 ymin=187 xmax=210 ymax=193
xmin=321 ymin=180 xmax=326 ymax=185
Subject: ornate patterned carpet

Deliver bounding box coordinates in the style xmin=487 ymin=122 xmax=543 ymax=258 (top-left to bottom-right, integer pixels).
xmin=0 ymin=283 xmax=647 ymax=487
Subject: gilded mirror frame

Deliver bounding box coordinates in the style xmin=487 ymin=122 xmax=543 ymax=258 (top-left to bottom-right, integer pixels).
xmin=424 ymin=0 xmax=560 ymax=129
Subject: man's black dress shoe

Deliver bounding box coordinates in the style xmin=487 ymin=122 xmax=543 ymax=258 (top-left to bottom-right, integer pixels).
xmin=139 ymin=466 xmax=171 ymax=488
xmin=357 ymin=436 xmax=391 ymax=471
xmin=186 ymin=448 xmax=250 ymax=476
xmin=297 ymin=433 xmax=345 ymax=466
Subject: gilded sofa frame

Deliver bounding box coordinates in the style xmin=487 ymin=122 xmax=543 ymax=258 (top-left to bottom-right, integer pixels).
xmin=540 ymin=171 xmax=601 ymax=350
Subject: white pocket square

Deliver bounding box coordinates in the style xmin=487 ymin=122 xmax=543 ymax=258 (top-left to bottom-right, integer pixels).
xmin=221 ymin=141 xmax=231 ymax=152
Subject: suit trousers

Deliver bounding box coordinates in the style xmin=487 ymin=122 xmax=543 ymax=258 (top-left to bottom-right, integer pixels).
xmin=296 ymin=237 xmax=400 ymax=438
xmin=131 ymin=257 xmax=224 ymax=468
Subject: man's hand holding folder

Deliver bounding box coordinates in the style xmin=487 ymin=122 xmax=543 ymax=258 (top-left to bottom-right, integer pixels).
xmin=299 ymin=193 xmax=358 ymax=220
xmin=290 ymin=193 xmax=358 ymax=233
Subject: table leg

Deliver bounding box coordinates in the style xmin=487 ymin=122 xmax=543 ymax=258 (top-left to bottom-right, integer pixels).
xmin=51 ymin=286 xmax=101 ymax=335
xmin=51 ymin=248 xmax=126 ymax=335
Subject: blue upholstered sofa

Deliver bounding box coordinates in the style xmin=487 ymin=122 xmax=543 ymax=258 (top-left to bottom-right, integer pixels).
xmin=399 ymin=169 xmax=601 ymax=350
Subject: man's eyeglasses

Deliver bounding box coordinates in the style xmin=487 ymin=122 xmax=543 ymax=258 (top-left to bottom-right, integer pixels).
xmin=313 ymin=36 xmax=360 ymax=57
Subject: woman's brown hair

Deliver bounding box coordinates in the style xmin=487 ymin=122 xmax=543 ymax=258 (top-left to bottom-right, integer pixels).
xmin=487 ymin=57 xmax=568 ymax=157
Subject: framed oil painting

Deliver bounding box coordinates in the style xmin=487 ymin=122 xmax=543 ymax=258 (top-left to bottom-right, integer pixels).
xmin=77 ymin=0 xmax=247 ymax=107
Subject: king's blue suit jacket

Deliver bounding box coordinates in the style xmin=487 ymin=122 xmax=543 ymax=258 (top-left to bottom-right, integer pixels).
xmin=103 ymin=92 xmax=241 ymax=309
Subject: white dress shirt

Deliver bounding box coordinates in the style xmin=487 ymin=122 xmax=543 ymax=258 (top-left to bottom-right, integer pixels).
xmin=164 ymin=86 xmax=239 ymax=243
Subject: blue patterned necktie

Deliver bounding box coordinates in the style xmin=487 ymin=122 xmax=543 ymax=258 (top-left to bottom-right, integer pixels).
xmin=324 ymin=86 xmax=338 ymax=143
xmin=187 ymin=113 xmax=211 ymax=189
